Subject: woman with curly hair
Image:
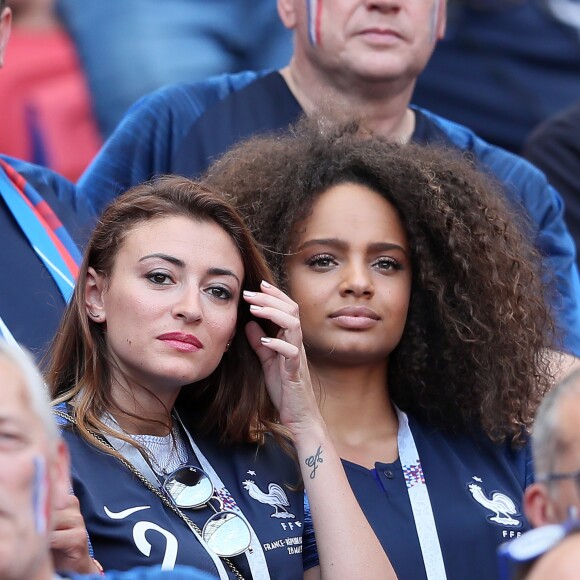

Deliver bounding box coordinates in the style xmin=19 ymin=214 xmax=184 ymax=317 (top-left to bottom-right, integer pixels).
xmin=204 ymin=117 xmax=556 ymax=580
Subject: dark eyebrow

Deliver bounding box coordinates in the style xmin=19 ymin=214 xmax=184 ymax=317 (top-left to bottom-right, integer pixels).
xmin=139 ymin=255 xmax=241 ymax=286
xmin=297 ymin=238 xmax=409 ymax=256
xmin=207 ymin=268 xmax=241 ymax=287
xmin=139 ymin=253 xmax=185 ymax=267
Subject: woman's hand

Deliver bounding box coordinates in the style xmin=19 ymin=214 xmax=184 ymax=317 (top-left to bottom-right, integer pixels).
xmin=244 ymin=280 xmax=322 ymax=435
xmin=50 ymin=493 xmax=100 ymax=574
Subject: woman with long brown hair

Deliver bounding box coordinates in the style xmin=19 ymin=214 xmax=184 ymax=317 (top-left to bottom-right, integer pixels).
xmin=47 ymin=176 xmax=392 ymax=579
xmin=205 ymin=117 xmax=556 ymax=580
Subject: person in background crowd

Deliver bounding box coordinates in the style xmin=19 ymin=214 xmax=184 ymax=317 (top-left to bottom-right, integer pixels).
xmin=523 ymin=370 xmax=580 ymax=527
xmin=204 ymin=117 xmax=554 ymax=579
xmin=523 ymin=100 xmax=580 ymax=272
xmin=48 ymin=177 xmax=393 ymax=579
xmin=56 ymin=0 xmax=292 ymax=138
xmin=498 ymin=370 xmax=580 ymax=580
xmin=77 ymin=0 xmax=580 ymax=378
xmin=0 ymin=0 xmax=94 ymax=360
xmin=0 ymin=0 xmax=101 ymax=180
xmin=413 ymin=0 xmax=580 ymax=153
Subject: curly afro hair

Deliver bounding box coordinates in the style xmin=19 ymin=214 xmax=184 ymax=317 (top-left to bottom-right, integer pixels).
xmin=205 ymin=115 xmax=556 ymax=445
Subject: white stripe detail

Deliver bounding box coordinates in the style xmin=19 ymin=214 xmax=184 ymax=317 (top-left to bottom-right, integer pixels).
xmin=104 ymin=505 xmax=150 ymax=519
xmin=33 ymin=245 xmax=75 ymax=289
xmin=0 ymin=316 xmax=20 ymax=347
xmin=396 ymin=407 xmax=447 ymax=580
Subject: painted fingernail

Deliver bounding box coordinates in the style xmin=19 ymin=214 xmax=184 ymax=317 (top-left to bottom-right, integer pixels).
xmin=243 ymin=290 xmax=257 ymax=297
xmin=260 ymin=337 xmax=272 ymax=343
xmin=250 ymin=304 xmax=263 ymax=311
xmin=261 ymin=280 xmax=272 ymax=288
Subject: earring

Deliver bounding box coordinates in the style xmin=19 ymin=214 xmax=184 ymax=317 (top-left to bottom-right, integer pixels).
xmin=88 ymin=310 xmax=101 ymax=319
xmin=225 ymin=341 xmax=231 ymax=351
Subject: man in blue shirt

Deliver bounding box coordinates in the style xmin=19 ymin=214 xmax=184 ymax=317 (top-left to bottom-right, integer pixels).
xmin=0 ymin=0 xmax=94 ymax=359
xmin=78 ymin=0 xmax=580 ymax=370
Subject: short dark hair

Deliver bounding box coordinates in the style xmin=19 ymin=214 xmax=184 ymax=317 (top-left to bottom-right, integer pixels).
xmin=205 ymin=115 xmax=555 ymax=445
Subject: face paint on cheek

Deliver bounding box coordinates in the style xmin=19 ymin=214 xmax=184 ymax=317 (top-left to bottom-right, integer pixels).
xmin=429 ymin=0 xmax=442 ymax=44
xmin=32 ymin=456 xmax=49 ymax=534
xmin=306 ymin=0 xmax=323 ymax=46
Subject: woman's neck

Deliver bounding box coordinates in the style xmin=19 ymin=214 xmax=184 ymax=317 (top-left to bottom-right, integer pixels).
xmin=309 ymin=359 xmax=399 ymax=466
xmin=107 ymin=376 xmax=179 ymax=436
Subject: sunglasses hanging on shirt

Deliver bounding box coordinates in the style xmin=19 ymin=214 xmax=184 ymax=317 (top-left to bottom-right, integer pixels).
xmin=163 ymin=465 xmax=252 ymax=558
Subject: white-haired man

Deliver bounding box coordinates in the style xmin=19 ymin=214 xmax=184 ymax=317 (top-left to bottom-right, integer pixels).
xmin=0 ymin=340 xmax=210 ymax=580
xmin=0 ymin=341 xmax=74 ymax=579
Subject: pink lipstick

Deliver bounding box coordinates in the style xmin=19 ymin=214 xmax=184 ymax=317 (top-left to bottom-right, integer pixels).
xmin=157 ymin=332 xmax=203 ymax=352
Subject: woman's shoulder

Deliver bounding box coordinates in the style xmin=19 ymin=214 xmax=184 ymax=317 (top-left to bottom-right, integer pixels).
xmin=408 ymin=413 xmax=533 ymax=487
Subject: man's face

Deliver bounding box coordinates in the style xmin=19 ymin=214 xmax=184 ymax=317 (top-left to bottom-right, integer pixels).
xmin=280 ymin=0 xmax=446 ymax=85
xmin=0 ymin=355 xmax=65 ymax=580
xmin=546 ymin=394 xmax=580 ymax=522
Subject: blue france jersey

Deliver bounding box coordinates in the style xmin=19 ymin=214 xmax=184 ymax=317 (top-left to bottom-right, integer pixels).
xmin=56 ymin=406 xmax=315 ymax=579
xmin=338 ymin=416 xmax=532 ymax=580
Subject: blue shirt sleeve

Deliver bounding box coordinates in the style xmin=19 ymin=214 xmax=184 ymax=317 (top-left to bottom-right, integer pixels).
xmin=302 ymin=492 xmax=320 ymax=571
xmin=77 ymin=84 xmax=201 ymax=214
xmin=77 ymin=71 xmax=265 ymax=216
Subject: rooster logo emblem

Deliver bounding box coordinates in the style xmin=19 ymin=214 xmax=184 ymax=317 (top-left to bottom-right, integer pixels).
xmin=242 ymin=480 xmax=296 ymax=519
xmin=468 ymin=482 xmax=521 ymax=527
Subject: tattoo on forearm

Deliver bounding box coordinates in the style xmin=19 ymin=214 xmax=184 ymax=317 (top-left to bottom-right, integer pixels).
xmin=305 ymin=446 xmax=323 ymax=479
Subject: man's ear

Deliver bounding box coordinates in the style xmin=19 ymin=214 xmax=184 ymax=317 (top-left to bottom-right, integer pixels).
xmin=278 ymin=0 xmax=298 ymax=30
xmin=524 ymin=483 xmax=555 ymax=528
xmin=85 ymin=267 xmax=107 ymax=323
xmin=0 ymin=6 xmax=12 ymax=68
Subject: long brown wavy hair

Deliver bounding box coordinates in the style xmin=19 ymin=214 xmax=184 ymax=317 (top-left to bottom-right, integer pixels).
xmin=48 ymin=176 xmax=285 ymax=457
xmin=204 ymin=116 xmax=556 ymax=445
